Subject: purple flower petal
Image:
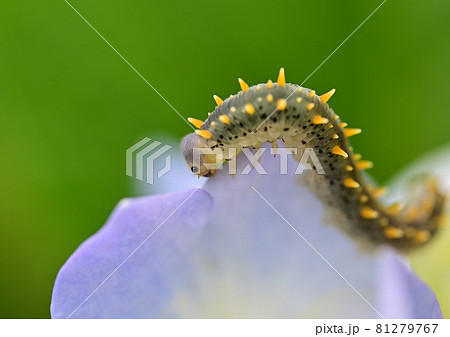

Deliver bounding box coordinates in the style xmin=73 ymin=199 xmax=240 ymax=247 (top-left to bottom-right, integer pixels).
xmin=377 ymin=252 xmax=442 ymax=318
xmin=51 ymin=143 xmax=442 ymax=318
xmin=51 ymin=189 xmax=213 ymax=318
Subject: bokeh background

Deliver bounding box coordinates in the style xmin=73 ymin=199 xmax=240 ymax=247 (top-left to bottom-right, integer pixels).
xmin=1 ymin=0 xmax=449 ymax=318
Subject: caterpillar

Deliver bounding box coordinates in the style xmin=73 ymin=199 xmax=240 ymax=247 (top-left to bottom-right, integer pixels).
xmin=181 ymin=68 xmax=446 ymax=252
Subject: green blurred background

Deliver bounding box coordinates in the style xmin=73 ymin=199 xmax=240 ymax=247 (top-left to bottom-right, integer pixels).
xmin=1 ymin=0 xmax=449 ymax=318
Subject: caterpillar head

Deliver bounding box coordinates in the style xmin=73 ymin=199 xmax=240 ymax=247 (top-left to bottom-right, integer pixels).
xmin=181 ymin=133 xmax=217 ymax=177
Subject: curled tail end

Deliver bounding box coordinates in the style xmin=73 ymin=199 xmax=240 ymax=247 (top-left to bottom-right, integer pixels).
xmin=388 ymin=177 xmax=447 ymax=252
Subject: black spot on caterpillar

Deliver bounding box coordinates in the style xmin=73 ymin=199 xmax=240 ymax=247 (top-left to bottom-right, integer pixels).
xmin=181 ymin=68 xmax=446 ymax=252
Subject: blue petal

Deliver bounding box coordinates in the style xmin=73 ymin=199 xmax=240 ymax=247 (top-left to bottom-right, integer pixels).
xmin=376 ymin=252 xmax=442 ymax=318
xmin=51 ymin=143 xmax=442 ymax=318
xmin=51 ymin=189 xmax=213 ymax=318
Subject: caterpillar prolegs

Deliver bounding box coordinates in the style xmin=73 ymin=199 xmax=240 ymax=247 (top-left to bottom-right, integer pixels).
xmin=181 ymin=68 xmax=446 ymax=252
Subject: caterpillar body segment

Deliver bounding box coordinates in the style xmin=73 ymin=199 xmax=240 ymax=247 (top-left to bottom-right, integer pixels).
xmin=181 ymin=69 xmax=446 ymax=252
